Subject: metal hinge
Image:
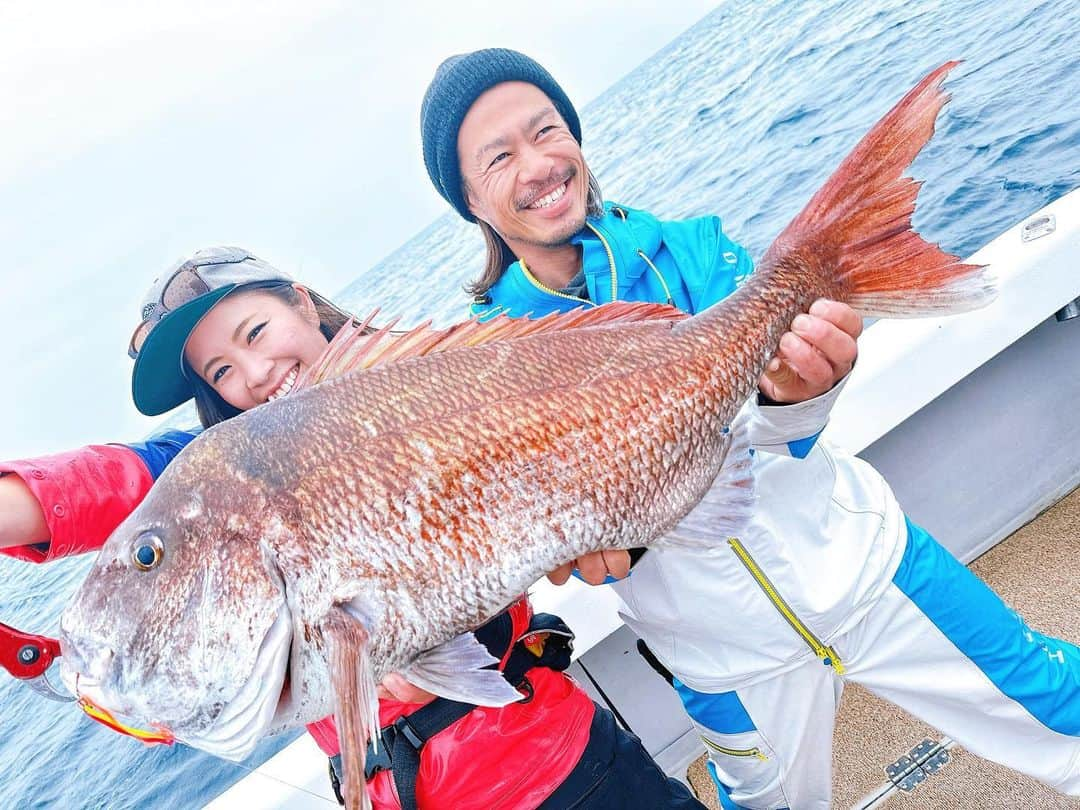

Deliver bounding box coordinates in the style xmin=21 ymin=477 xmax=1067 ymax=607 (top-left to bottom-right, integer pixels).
xmin=884 ymin=737 xmax=951 ymax=792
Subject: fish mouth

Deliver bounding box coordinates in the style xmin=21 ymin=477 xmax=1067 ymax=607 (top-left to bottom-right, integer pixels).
xmin=182 ymin=600 xmax=294 ymax=761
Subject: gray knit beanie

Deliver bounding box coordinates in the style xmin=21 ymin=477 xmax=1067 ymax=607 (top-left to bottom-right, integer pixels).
xmin=420 ymin=48 xmax=582 ymax=221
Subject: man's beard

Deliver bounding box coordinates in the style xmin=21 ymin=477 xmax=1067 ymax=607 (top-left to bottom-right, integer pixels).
xmin=511 ymin=212 xmax=588 ymax=249
xmin=508 ymin=165 xmax=587 ymax=248
xmin=514 ymin=165 xmax=578 ymax=212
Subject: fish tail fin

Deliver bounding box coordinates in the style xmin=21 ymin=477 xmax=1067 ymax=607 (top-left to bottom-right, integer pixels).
xmin=658 ymin=411 xmax=755 ymax=549
xmin=765 ymin=60 xmax=995 ymax=317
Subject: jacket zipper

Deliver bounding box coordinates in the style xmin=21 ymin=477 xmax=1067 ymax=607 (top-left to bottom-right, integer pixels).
xmin=610 ymin=206 xmax=676 ymax=306
xmin=701 ymin=736 xmax=768 ymax=761
xmin=583 ymin=221 xmax=618 ymax=301
xmin=519 ymin=214 xmax=625 ymax=305
xmin=728 ymin=538 xmax=846 ymax=675
xmin=518 ymin=258 xmax=595 ymax=306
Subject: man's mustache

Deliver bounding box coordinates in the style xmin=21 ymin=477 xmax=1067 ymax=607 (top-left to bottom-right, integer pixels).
xmin=515 ymin=166 xmax=577 ymax=210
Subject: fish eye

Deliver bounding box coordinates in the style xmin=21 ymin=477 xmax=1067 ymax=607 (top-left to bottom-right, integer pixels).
xmin=132 ymin=533 xmax=165 ymax=571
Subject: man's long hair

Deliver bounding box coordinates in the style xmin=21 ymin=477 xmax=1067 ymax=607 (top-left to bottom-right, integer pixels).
xmin=465 ymin=169 xmax=605 ymax=299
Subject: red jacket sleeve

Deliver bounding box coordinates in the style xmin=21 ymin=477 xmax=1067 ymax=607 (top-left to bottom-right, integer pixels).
xmin=0 ymin=445 xmax=154 ymax=563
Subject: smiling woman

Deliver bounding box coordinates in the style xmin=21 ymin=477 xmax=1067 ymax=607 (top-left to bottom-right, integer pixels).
xmin=127 ymin=248 xmax=355 ymax=426
xmin=182 ymin=283 xmax=335 ymax=406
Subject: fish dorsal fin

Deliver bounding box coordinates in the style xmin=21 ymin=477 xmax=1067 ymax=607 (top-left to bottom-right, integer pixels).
xmin=296 ymin=302 xmax=686 ymax=389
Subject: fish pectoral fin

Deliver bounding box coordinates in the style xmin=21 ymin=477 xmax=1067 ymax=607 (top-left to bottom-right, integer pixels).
xmin=323 ymin=605 xmax=378 ymax=810
xmin=403 ymin=632 xmax=524 ymax=707
xmin=658 ymin=411 xmax=756 ymax=549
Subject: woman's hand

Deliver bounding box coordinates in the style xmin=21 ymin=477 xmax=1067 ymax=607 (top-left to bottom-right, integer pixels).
xmin=0 ymin=474 xmax=49 ymax=550
xmin=377 ymin=672 xmax=437 ymax=705
xmin=758 ymin=299 xmax=862 ymax=404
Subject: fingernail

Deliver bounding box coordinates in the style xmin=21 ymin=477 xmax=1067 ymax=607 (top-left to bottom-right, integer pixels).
xmin=792 ymin=315 xmax=810 ymax=332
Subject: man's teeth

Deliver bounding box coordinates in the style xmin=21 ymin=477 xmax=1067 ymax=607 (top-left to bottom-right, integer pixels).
xmin=529 ymin=182 xmax=567 ymax=210
xmin=268 ymin=367 xmax=298 ymax=402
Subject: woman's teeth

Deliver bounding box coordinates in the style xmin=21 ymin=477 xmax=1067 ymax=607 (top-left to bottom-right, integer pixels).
xmin=529 ymin=182 xmax=567 ymax=209
xmin=268 ymin=367 xmax=298 ymax=402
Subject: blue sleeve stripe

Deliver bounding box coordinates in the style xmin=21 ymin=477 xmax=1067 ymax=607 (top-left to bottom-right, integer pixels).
xmin=672 ymin=678 xmax=757 ymax=734
xmin=894 ymin=518 xmax=1080 ymax=735
xmin=126 ymin=429 xmax=201 ymax=481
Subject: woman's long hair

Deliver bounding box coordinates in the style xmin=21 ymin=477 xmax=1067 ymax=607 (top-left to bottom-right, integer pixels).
xmin=185 ymin=282 xmax=353 ymax=428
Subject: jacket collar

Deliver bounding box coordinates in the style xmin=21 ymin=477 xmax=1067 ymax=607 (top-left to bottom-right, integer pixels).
xmin=487 ymin=201 xmax=664 ymax=313
xmin=571 ymin=203 xmax=663 ymax=301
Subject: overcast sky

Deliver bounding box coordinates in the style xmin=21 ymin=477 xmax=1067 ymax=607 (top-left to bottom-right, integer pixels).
xmin=0 ymin=0 xmax=716 ymax=459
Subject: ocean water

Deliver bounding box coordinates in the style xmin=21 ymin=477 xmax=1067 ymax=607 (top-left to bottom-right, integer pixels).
xmin=1 ymin=1 xmax=1078 ymax=807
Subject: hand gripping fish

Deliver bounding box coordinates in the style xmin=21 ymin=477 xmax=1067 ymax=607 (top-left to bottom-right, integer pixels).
xmin=59 ymin=62 xmax=993 ymax=809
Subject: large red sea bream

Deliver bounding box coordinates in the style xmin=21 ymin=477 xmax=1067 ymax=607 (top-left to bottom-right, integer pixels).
xmin=59 ymin=62 xmax=993 ymax=809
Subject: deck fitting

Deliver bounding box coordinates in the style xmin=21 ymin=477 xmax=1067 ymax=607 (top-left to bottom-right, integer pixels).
xmin=884 ymin=737 xmax=951 ymax=792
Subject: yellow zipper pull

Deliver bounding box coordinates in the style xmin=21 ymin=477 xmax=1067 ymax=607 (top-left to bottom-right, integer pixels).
xmin=817 ymin=646 xmax=846 ymax=675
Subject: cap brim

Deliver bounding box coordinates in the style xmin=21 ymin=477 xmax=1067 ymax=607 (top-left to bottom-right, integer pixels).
xmin=131 ymin=285 xmax=237 ymax=416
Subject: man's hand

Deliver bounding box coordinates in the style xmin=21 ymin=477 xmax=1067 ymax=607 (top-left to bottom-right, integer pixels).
xmin=377 ymin=672 xmax=437 ymax=704
xmin=758 ymin=299 xmax=861 ymax=404
xmin=547 ymin=550 xmax=631 ymax=586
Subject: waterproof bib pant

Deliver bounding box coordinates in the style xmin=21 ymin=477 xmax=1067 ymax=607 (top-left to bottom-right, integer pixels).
xmin=539 ymin=705 xmax=707 ymax=810
xmin=677 ymin=521 xmax=1080 ymax=810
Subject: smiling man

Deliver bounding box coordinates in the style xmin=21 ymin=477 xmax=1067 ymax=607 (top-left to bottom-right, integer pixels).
xmin=422 ymin=48 xmax=860 ymax=586
xmin=419 ymin=49 xmax=1080 ymax=809
xmin=455 ymin=80 xmax=597 ymax=290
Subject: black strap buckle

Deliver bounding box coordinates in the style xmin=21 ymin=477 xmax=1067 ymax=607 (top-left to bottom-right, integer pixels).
xmin=364 ymin=726 xmax=395 ymax=780
xmin=393 ymin=715 xmax=426 ymax=749
xmin=363 ymin=713 xmax=430 ymax=780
